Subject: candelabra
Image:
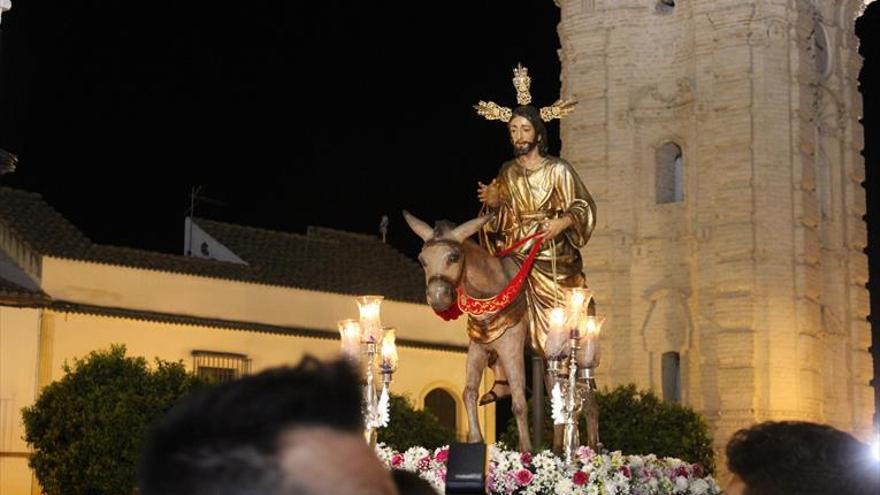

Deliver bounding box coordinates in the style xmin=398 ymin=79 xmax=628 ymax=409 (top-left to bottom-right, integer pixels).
xmin=544 ymin=288 xmax=605 ymax=464
xmin=338 ymin=295 xmax=398 ymax=446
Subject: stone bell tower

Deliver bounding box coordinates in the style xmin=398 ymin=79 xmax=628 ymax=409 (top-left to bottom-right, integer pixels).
xmin=556 ymin=0 xmax=875 ymax=463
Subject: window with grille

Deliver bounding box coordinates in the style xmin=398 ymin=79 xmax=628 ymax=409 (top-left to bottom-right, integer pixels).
xmin=192 ymin=350 xmax=251 ymax=383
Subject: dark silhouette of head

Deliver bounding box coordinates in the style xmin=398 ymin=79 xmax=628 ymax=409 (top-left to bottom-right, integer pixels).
xmin=390 ymin=470 xmax=437 ymax=495
xmin=138 ymin=356 xmax=397 ymax=495
xmin=726 ymin=421 xmax=879 ymax=495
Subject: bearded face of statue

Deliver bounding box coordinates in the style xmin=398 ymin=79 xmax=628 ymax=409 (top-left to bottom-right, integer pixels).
xmin=509 ymin=115 xmax=539 ymax=157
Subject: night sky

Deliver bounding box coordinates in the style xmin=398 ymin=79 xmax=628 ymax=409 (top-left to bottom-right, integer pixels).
xmin=0 ymin=0 xmax=564 ymax=259
xmin=1 ymin=2 xmax=879 ymax=409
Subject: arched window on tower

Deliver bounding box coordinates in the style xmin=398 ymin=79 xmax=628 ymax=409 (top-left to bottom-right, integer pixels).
xmin=424 ymin=388 xmax=457 ymax=433
xmin=661 ymin=351 xmax=681 ymax=403
xmin=656 ymin=142 xmax=684 ymax=204
xmin=655 ymin=0 xmax=675 ymax=14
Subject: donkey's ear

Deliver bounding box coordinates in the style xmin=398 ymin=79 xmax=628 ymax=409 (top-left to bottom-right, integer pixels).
xmin=451 ymin=215 xmax=492 ymax=243
xmin=403 ymin=210 xmax=434 ymax=242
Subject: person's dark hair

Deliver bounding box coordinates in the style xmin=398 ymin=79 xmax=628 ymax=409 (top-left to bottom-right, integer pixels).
xmin=726 ymin=421 xmax=879 ymax=495
xmin=391 ymin=469 xmax=437 ymax=495
xmin=510 ymin=105 xmax=549 ymax=156
xmin=138 ymin=356 xmax=363 ymax=495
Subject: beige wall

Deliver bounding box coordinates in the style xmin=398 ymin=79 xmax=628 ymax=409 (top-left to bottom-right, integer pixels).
xmin=40 ymin=257 xmax=468 ymax=349
xmin=0 ymin=307 xmax=41 ymax=495
xmin=0 ymin=255 xmax=500 ymax=494
xmin=38 ymin=309 xmax=494 ymax=441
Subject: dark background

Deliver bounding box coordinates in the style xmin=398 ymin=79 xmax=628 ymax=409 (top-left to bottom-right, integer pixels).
xmin=0 ymin=1 xmax=878 ymax=430
xmin=0 ymin=0 xmax=564 ymax=258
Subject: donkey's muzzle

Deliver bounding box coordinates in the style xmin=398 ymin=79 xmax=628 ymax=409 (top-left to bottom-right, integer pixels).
xmin=426 ymin=276 xmax=455 ymax=312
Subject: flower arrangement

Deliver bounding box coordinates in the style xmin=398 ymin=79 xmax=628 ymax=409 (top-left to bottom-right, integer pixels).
xmin=375 ymin=443 xmax=721 ymax=495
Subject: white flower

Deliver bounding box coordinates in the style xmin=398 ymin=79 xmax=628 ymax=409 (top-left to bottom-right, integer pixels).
xmin=373 ymin=443 xmax=393 ymax=464
xmin=690 ymin=478 xmax=710 ymax=495
xmin=555 ymin=477 xmax=575 ymax=494
xmin=674 ymin=475 xmax=689 ymax=492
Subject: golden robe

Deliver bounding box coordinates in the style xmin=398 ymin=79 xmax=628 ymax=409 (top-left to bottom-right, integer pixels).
xmin=477 ymin=156 xmax=596 ymax=354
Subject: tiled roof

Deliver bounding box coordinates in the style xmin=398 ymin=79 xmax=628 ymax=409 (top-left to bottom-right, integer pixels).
xmin=0 ymin=187 xmax=91 ymax=257
xmin=0 ymin=188 xmax=425 ymax=303
xmin=196 ymin=219 xmax=425 ymax=303
xmin=0 ymin=277 xmax=50 ymax=306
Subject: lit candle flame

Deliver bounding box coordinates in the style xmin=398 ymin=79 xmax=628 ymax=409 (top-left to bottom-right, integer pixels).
xmin=568 ymin=288 xmax=592 ymax=315
xmin=584 ymin=316 xmax=605 ymax=336
xmin=380 ymin=327 xmax=398 ymax=371
xmin=550 ymin=307 xmax=566 ymax=328
xmin=355 ymin=295 xmax=384 ymax=342
xmin=545 ymin=307 xmax=569 ymax=359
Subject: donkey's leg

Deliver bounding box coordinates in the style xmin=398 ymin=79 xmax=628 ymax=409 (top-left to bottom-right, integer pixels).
xmin=479 ymin=360 xmax=511 ymax=405
xmin=463 ymin=342 xmax=489 ymax=443
xmin=495 ymin=322 xmax=532 ymax=452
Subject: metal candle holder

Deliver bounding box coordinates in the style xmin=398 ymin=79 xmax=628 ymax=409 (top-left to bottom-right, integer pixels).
xmin=338 ymin=296 xmax=398 ymax=446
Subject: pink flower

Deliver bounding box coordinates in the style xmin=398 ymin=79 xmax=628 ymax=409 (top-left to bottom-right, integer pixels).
xmin=572 ymin=471 xmax=589 ymax=485
xmin=435 ymin=448 xmax=449 ymax=463
xmin=691 ymin=464 xmax=704 ymax=477
xmin=515 ymin=468 xmax=533 ymax=486
xmin=576 ymin=445 xmax=596 ymax=462
xmin=439 ymin=469 xmax=447 ymax=482
xmin=390 ymin=454 xmax=403 ymax=468
xmin=619 ymin=466 xmax=632 ymax=478
xmin=520 ymin=452 xmax=533 ymax=465
xmin=417 ymin=456 xmax=431 ymax=471
xmin=675 ymin=466 xmax=689 ymax=478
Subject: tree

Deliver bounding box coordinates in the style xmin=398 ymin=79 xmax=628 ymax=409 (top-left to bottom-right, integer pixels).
xmin=501 ymin=384 xmax=715 ymax=473
xmin=378 ymin=394 xmax=456 ymax=451
xmin=22 ymin=345 xmax=204 ymax=495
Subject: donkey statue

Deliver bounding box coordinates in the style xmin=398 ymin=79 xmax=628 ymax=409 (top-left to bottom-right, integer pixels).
xmin=403 ymin=210 xmax=534 ymax=452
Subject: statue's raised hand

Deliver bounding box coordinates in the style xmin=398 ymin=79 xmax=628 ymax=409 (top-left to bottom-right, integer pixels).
xmin=477 ymin=179 xmax=500 ymax=208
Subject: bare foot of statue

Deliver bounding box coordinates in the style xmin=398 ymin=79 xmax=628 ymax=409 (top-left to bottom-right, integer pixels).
xmin=478 ymin=380 xmax=511 ymax=405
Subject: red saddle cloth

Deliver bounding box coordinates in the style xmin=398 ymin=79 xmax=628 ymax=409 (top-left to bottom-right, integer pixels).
xmin=433 ymin=232 xmax=546 ymax=321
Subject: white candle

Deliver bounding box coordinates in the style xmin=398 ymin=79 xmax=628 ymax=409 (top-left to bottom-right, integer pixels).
xmin=576 ymin=316 xmax=605 ymax=368
xmin=337 ymin=319 xmax=362 ymax=361
xmin=545 ymin=307 xmax=569 ymax=359
xmin=380 ymin=327 xmax=398 ymax=371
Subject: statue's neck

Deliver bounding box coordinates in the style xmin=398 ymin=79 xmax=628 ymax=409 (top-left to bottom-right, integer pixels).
xmin=516 ymin=150 xmax=546 ymax=171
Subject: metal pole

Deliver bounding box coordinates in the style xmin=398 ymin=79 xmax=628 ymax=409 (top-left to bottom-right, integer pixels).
xmin=531 ymin=354 xmax=544 ymax=449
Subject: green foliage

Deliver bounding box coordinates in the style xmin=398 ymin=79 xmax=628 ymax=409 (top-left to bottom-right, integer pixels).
xmin=378 ymin=394 xmax=456 ymax=451
xmin=22 ymin=345 xmax=205 ymax=495
xmin=501 ymin=384 xmax=715 ymax=473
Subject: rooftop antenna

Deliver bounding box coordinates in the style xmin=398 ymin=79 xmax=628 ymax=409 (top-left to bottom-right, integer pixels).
xmin=379 ymin=215 xmax=389 ymax=243
xmin=185 ymin=185 xmax=225 ymax=256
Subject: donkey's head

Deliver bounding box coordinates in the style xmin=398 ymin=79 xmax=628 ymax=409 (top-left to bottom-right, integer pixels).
xmin=403 ymin=211 xmax=491 ymax=312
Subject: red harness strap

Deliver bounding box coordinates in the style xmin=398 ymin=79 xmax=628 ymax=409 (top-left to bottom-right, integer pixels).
xmin=433 ymin=232 xmax=546 ymax=321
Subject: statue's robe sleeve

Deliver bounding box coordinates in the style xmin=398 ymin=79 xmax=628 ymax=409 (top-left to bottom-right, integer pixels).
xmin=556 ymin=159 xmax=596 ymax=248
xmin=479 ymin=162 xmax=517 ymax=255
